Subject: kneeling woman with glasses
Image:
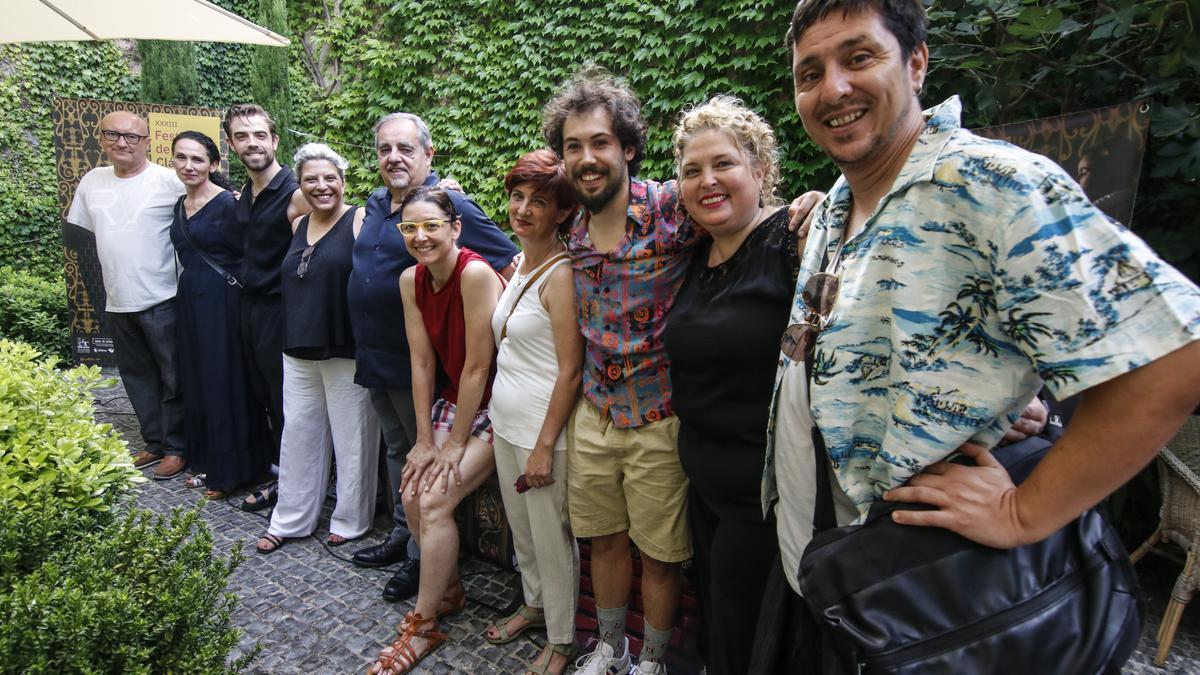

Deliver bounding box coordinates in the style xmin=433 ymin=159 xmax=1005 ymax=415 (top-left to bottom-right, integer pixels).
xmin=255 ymin=143 xmax=380 ymax=555
xmin=368 ymin=187 xmax=504 ymax=675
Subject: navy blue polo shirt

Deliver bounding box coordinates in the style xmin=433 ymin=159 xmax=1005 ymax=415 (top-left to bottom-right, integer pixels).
xmin=348 ymin=173 xmax=518 ymax=389
xmin=236 ymin=165 xmax=299 ymax=297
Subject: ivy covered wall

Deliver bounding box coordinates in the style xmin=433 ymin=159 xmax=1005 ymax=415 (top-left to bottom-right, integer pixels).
xmin=923 ymin=0 xmax=1200 ymax=279
xmin=286 ymin=0 xmax=836 ymax=222
xmin=0 ymin=0 xmax=1196 ymax=282
xmin=287 ymin=0 xmax=1197 ymax=277
xmin=0 ymin=42 xmax=139 ymax=276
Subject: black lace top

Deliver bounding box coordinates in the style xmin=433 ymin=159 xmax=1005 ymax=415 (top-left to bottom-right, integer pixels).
xmin=663 ymin=206 xmax=799 ymax=519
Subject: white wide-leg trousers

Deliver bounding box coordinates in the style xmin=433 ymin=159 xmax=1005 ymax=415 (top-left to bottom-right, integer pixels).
xmin=269 ymin=355 xmax=380 ymax=539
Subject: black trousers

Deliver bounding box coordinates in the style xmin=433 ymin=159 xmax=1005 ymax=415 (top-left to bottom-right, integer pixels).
xmin=107 ymin=300 xmax=185 ymax=457
xmin=748 ymin=555 xmax=826 ymax=674
xmin=239 ymin=294 xmax=285 ymax=465
xmin=688 ymin=489 xmax=779 ymax=675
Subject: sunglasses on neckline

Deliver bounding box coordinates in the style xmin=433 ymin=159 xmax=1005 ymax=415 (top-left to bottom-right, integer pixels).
xmin=780 ymin=270 xmax=840 ymax=362
xmin=297 ymin=244 xmax=316 ymax=278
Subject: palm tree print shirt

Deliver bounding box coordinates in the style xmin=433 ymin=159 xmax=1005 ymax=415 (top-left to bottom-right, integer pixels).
xmin=763 ymin=96 xmax=1200 ymax=520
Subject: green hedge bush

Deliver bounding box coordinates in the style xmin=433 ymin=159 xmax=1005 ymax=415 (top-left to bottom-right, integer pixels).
xmin=0 ymin=340 xmax=137 ymax=514
xmin=0 ymin=341 xmax=253 ymax=673
xmin=0 ymin=507 xmax=254 ymax=674
xmin=0 ymin=267 xmax=69 ymax=362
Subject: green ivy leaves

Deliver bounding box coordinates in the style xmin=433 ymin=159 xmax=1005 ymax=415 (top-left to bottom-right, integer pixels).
xmin=286 ymin=0 xmax=837 ymax=222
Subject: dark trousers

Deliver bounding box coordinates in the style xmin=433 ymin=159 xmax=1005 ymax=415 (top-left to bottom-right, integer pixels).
xmin=748 ymin=555 xmax=825 ymax=674
xmin=369 ymin=387 xmax=421 ymax=560
xmin=239 ymin=294 xmax=285 ymax=465
xmin=107 ymin=300 xmax=185 ymax=457
xmin=688 ymin=489 xmax=779 ymax=675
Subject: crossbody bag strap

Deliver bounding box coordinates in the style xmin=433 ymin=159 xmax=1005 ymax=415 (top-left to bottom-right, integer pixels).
xmin=806 ymin=357 xmax=838 ymax=534
xmin=175 ymin=198 xmax=243 ymax=288
xmin=807 ymin=237 xmax=840 ymax=535
xmin=499 ymin=252 xmax=569 ymax=341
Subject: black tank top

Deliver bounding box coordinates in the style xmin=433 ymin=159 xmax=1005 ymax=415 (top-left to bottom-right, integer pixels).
xmin=281 ymin=206 xmax=357 ymax=360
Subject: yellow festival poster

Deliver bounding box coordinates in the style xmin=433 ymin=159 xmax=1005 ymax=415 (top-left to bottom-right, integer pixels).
xmin=148 ymin=112 xmax=222 ymax=168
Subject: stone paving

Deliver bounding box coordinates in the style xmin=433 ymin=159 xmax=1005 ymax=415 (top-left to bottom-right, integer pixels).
xmin=91 ymin=371 xmax=1200 ymax=674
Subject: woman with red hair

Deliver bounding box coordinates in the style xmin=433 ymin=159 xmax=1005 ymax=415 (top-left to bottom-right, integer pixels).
xmin=482 ymin=149 xmax=583 ymax=675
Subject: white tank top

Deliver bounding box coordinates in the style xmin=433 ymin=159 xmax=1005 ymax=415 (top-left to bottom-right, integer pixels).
xmin=489 ymin=254 xmax=571 ymax=450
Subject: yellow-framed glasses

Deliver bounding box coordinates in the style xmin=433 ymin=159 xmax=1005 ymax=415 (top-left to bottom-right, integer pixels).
xmin=396 ymin=218 xmax=452 ymax=237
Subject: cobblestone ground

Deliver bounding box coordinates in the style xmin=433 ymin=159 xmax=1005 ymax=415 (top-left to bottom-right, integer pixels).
xmin=92 ymin=371 xmax=1199 ymax=674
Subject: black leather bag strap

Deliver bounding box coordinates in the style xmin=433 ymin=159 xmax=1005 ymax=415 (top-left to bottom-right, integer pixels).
xmin=806 ymin=356 xmax=838 ymax=534
xmin=175 ymin=198 xmax=242 ymax=288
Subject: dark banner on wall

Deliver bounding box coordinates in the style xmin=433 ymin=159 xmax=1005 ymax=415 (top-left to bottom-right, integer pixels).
xmin=54 ymin=97 xmax=228 ymax=365
xmin=975 ymin=101 xmax=1150 ymax=227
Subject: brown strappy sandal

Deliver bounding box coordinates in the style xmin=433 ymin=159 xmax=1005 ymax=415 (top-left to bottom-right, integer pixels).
xmin=367 ymin=611 xmax=447 ymax=675
xmin=396 ymin=579 xmax=467 ymax=634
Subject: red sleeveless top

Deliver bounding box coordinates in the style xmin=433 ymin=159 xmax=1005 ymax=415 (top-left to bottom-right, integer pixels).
xmin=414 ymin=247 xmax=498 ymax=405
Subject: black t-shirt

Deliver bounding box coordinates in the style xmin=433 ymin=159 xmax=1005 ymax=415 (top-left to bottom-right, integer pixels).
xmin=236 ymin=165 xmax=300 ymax=297
xmin=664 ymin=207 xmax=799 ymax=519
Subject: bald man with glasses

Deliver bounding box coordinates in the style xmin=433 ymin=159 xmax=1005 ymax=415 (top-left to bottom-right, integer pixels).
xmin=68 ymin=110 xmax=188 ymax=479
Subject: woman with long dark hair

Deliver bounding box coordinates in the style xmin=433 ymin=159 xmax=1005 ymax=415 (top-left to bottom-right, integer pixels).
xmin=171 ymin=130 xmax=269 ymax=499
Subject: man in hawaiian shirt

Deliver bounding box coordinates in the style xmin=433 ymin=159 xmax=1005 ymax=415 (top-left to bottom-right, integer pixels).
xmin=764 ymin=0 xmax=1200 ymax=625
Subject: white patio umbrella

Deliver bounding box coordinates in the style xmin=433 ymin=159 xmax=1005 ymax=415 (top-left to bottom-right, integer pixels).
xmin=1 ymin=0 xmax=289 ymax=46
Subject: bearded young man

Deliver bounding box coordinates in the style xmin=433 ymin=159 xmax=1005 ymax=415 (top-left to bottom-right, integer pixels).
xmin=223 ymin=103 xmax=311 ymax=510
xmin=541 ymin=68 xmax=696 ymax=675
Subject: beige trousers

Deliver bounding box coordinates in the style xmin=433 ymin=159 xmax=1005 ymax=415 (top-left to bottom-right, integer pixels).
xmin=493 ymin=434 xmax=580 ymax=644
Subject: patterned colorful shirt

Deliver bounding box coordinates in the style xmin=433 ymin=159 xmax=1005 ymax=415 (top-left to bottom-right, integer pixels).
xmin=763 ymin=96 xmax=1200 ymax=519
xmin=568 ymin=178 xmax=699 ymax=428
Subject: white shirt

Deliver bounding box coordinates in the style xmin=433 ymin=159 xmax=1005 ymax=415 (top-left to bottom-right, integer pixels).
xmin=774 ymin=360 xmax=859 ymax=595
xmin=67 ymin=163 xmax=184 ymax=312
xmin=489 ymin=255 xmax=571 ymax=450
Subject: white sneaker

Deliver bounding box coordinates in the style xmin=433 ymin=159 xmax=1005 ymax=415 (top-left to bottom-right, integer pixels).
xmin=574 ymin=636 xmax=632 ymax=675
xmin=633 ymin=660 xmax=667 ymax=675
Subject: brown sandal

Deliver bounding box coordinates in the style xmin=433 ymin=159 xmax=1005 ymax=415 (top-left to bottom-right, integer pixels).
xmin=396 ymin=579 xmax=467 ymax=634
xmin=367 ymin=611 xmax=446 ymax=675
xmin=524 ymin=642 xmax=577 ymax=675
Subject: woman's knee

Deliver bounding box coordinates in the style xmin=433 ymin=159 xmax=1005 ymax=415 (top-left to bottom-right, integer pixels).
xmin=418 ymin=489 xmax=462 ymax=522
xmin=401 ymin=491 xmax=421 ymax=519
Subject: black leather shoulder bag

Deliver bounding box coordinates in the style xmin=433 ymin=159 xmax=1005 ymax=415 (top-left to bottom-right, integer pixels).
xmin=799 ymin=432 xmax=1143 ymax=674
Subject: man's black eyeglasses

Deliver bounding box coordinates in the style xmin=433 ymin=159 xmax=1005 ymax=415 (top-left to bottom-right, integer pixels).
xmin=100 ymin=130 xmax=149 ymax=144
